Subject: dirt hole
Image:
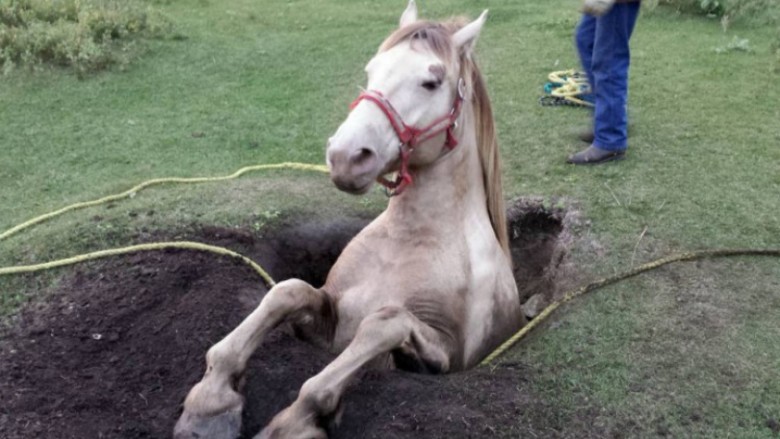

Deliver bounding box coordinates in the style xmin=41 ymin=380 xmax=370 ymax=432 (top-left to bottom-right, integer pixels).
xmin=0 ymin=198 xmax=580 ymax=439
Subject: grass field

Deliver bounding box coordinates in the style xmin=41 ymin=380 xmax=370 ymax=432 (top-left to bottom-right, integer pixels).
xmin=1 ymin=0 xmax=779 ymax=436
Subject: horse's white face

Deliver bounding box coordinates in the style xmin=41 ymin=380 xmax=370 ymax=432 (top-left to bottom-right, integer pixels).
xmin=327 ymin=44 xmax=454 ymax=194
xmin=326 ymin=1 xmax=487 ymax=194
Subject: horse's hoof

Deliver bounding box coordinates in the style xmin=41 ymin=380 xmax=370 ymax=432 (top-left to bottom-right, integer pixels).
xmin=253 ymin=426 xmax=328 ymax=439
xmin=253 ymin=404 xmax=328 ymax=439
xmin=173 ymin=406 xmax=242 ymax=439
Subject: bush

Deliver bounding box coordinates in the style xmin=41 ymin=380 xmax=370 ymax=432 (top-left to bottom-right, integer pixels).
xmin=651 ymin=0 xmax=780 ymax=25
xmin=0 ymin=0 xmax=174 ymax=75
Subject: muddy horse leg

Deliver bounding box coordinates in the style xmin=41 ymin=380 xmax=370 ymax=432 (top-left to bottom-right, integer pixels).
xmin=174 ymin=279 xmax=333 ymax=439
xmin=256 ymin=306 xmax=452 ymax=439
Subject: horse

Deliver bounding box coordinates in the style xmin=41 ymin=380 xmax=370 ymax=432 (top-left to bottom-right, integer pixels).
xmin=174 ymin=2 xmax=525 ymax=437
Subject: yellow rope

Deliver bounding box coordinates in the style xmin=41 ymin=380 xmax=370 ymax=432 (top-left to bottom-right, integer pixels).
xmin=0 ymin=162 xmax=333 ymax=299
xmin=479 ymin=248 xmax=780 ymax=367
xmin=0 ymin=241 xmax=276 ymax=287
xmin=0 ymin=162 xmax=329 ymax=242
xmin=2 ymin=160 xmax=778 ymax=369
xmin=547 ymin=69 xmax=594 ymax=107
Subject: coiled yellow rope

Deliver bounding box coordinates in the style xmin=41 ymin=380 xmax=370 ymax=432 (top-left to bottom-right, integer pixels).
xmin=547 ymin=69 xmax=594 ymax=107
xmin=0 ymin=162 xmax=329 ymax=242
xmin=479 ymin=248 xmax=780 ymax=367
xmin=0 ymin=241 xmax=277 ymax=287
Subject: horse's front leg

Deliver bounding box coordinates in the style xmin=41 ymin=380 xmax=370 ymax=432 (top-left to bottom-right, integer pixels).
xmin=257 ymin=306 xmax=453 ymax=439
xmin=174 ymin=279 xmax=334 ymax=439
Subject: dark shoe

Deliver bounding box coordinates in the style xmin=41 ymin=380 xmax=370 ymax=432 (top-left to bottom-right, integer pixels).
xmin=566 ymin=145 xmax=625 ymax=165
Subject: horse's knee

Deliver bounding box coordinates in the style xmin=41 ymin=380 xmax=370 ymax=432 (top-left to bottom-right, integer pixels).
xmin=265 ymin=278 xmax=312 ymax=303
xmin=263 ymin=279 xmax=323 ymax=312
xmin=274 ymin=278 xmax=311 ymax=291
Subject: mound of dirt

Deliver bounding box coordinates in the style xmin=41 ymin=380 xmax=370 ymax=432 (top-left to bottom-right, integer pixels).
xmin=0 ymin=202 xmax=590 ymax=439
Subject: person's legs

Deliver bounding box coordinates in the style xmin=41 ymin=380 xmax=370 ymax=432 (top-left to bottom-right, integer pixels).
xmin=590 ymin=2 xmax=640 ymax=152
xmin=575 ymin=14 xmax=597 ymax=88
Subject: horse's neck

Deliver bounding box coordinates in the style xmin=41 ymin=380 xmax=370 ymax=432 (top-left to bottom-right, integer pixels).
xmin=385 ymin=105 xmax=486 ymax=231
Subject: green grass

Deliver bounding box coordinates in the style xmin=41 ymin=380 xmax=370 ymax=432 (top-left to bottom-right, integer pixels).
xmin=1 ymin=0 xmax=779 ymax=436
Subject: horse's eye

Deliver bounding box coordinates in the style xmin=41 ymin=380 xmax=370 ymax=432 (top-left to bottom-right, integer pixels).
xmin=421 ymin=80 xmax=440 ymax=91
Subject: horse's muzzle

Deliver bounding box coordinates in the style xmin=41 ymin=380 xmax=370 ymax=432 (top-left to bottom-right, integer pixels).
xmin=327 ymin=144 xmax=379 ymax=194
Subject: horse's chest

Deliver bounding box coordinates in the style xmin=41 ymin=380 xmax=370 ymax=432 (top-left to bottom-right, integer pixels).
xmin=325 ymin=222 xmax=473 ymax=352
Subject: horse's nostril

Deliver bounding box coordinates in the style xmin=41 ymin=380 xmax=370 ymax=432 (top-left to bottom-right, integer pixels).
xmin=351 ymin=147 xmax=376 ymax=166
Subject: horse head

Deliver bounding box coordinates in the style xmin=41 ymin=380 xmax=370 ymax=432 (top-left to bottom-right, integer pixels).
xmin=326 ymin=0 xmax=488 ymax=195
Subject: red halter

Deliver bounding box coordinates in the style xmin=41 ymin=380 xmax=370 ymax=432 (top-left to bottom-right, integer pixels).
xmin=349 ymin=78 xmax=465 ymax=196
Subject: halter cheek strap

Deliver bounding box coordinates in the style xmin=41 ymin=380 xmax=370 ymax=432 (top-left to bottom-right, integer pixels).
xmin=349 ymin=78 xmax=465 ymax=196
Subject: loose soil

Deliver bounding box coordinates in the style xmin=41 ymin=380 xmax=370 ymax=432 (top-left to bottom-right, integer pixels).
xmin=0 ymin=200 xmax=600 ymax=439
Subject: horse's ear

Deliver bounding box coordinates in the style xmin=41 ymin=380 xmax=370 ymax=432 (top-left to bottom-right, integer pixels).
xmin=452 ymin=10 xmax=488 ymax=55
xmin=400 ymin=0 xmax=418 ymax=28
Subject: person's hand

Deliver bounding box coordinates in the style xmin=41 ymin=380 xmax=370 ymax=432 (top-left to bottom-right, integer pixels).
xmin=582 ymin=0 xmax=615 ymax=16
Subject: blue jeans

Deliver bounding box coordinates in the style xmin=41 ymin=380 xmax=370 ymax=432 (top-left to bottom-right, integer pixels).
xmin=575 ymin=3 xmax=640 ymax=152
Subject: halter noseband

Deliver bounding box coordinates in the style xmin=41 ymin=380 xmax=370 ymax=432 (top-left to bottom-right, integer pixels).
xmin=349 ymin=78 xmax=466 ymax=196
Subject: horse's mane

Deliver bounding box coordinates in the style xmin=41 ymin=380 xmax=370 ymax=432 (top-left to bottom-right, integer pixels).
xmin=379 ymin=19 xmax=511 ymax=259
